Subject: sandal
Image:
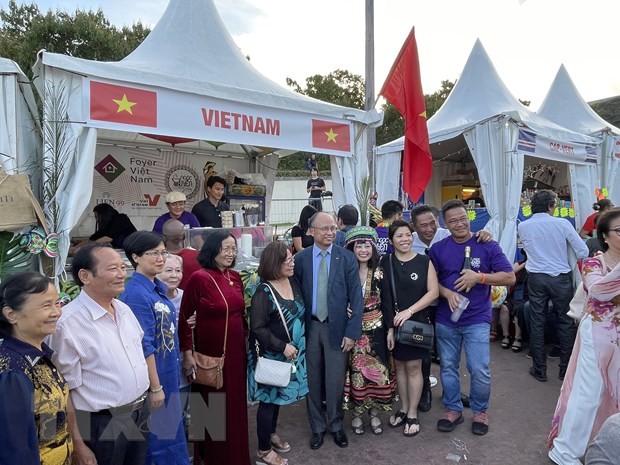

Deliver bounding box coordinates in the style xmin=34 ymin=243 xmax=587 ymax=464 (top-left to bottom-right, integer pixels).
xmin=511 ymin=338 xmax=522 ymax=353
xmin=369 ymin=409 xmax=383 ymax=435
xmin=388 ymin=410 xmax=407 ymax=428
xmin=501 ymin=336 xmax=511 ymax=349
xmin=351 ymin=415 xmax=365 ymax=435
xmin=403 ymin=417 xmax=420 ymax=437
xmin=256 ymin=449 xmax=288 ymax=465
xmin=270 ymin=434 xmax=291 ymax=453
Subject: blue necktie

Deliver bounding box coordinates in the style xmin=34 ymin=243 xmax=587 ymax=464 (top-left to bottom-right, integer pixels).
xmin=316 ymin=250 xmax=328 ymax=322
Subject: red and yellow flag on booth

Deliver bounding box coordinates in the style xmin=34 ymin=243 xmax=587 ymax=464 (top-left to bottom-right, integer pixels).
xmin=311 ymin=119 xmax=351 ymax=152
xmin=90 ymin=81 xmax=158 ymax=127
xmin=379 ymin=27 xmax=431 ymax=202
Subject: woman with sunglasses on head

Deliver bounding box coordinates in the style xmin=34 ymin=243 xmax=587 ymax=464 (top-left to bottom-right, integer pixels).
xmin=179 ymin=230 xmax=250 ymax=465
xmin=548 ymin=207 xmax=620 ymax=465
xmin=121 ymin=231 xmax=190 ymax=465
xmin=248 ymin=241 xmax=308 ymax=465
xmin=0 ymin=272 xmax=72 ymax=465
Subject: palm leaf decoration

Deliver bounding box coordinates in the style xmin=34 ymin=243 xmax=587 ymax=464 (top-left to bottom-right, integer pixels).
xmin=0 ymin=231 xmax=33 ymax=279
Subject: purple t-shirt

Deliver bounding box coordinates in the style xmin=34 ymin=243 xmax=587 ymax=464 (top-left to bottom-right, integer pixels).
xmin=375 ymin=226 xmax=393 ymax=256
xmin=152 ymin=211 xmax=200 ymax=234
xmin=429 ymin=235 xmax=512 ymax=327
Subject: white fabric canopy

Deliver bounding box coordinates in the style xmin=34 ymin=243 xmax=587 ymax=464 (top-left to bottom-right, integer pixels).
xmin=376 ymin=40 xmax=599 ymax=261
xmin=0 ymin=58 xmax=41 ymax=184
xmin=538 ymin=64 xmax=620 ymax=216
xmin=33 ymin=0 xmax=381 ymax=277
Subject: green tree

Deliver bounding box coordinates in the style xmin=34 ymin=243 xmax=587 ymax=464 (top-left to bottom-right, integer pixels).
xmin=0 ymin=0 xmax=149 ymax=80
xmin=425 ymin=79 xmax=455 ymax=118
xmin=591 ymin=96 xmax=620 ymax=128
xmin=286 ymin=69 xmax=365 ymax=109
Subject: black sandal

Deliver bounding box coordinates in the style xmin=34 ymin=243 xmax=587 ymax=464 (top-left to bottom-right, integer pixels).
xmin=351 ymin=415 xmax=364 ymax=435
xmin=403 ymin=417 xmax=420 ymax=437
xmin=511 ymin=338 xmax=522 ymax=353
xmin=388 ymin=410 xmax=407 ymax=428
xmin=501 ymin=336 xmax=511 ymax=349
xmin=369 ymin=409 xmax=383 ymax=435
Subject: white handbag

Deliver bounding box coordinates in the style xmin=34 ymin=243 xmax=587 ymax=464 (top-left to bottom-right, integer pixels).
xmin=254 ymin=284 xmax=294 ymax=388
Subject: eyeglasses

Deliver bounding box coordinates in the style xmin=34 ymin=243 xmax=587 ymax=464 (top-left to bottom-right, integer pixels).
xmin=284 ymin=257 xmax=294 ymax=266
xmin=610 ymin=227 xmax=620 ymax=237
xmin=221 ymin=247 xmax=238 ymax=255
xmin=143 ymin=250 xmax=170 ymax=258
xmin=446 ymin=217 xmax=469 ymax=226
xmin=313 ymin=226 xmax=338 ymax=233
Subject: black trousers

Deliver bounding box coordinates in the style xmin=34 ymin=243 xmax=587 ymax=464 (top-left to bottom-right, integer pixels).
xmin=527 ymin=272 xmax=576 ymax=374
xmin=256 ymin=402 xmax=280 ymax=451
xmin=75 ymin=403 xmax=149 ymax=465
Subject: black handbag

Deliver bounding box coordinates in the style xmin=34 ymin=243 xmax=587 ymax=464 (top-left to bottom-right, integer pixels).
xmin=389 ymin=254 xmax=434 ymax=350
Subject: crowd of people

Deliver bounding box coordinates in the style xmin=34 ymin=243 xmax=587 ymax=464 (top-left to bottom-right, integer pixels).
xmin=1 ymin=190 xmax=619 ymax=465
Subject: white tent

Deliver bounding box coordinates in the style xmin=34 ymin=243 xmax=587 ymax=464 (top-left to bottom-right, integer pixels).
xmin=538 ymin=65 xmax=620 ymax=208
xmin=376 ymin=40 xmax=598 ymax=260
xmin=33 ymin=0 xmax=381 ymax=278
xmin=0 ymin=58 xmax=41 ymax=183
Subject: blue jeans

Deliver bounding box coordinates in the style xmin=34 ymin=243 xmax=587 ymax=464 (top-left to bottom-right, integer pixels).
xmin=436 ymin=322 xmax=491 ymax=414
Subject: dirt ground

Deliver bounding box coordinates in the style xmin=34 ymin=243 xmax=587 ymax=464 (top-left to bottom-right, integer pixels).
xmin=243 ymin=341 xmax=564 ymax=465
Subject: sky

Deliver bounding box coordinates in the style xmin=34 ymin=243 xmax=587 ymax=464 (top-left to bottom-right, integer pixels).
xmin=4 ymin=0 xmax=619 ymax=109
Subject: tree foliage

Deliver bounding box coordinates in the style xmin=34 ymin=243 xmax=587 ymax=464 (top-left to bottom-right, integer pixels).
xmin=286 ymin=69 xmax=365 ymax=109
xmin=0 ymin=0 xmax=149 ymax=80
xmin=591 ymin=96 xmax=620 ymax=128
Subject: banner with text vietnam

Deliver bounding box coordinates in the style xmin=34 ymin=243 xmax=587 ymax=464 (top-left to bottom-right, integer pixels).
xmin=84 ymin=78 xmax=354 ymax=157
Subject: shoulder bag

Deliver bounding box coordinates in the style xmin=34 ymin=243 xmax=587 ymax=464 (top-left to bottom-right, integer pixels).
xmin=389 ymin=254 xmax=434 ymax=350
xmin=254 ymin=283 xmax=294 ymax=388
xmin=194 ymin=272 xmax=228 ymax=389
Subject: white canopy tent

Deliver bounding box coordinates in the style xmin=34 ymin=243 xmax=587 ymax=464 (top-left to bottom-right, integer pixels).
xmin=376 ymin=40 xmax=598 ymax=261
xmin=0 ymin=58 xmax=41 ymax=183
xmin=538 ymin=65 xmax=620 ymax=208
xmin=33 ymin=0 xmax=381 ymax=278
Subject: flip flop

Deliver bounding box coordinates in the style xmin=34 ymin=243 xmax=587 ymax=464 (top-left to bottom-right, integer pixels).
xmin=403 ymin=417 xmax=420 ymax=437
xmin=388 ymin=410 xmax=407 ymax=428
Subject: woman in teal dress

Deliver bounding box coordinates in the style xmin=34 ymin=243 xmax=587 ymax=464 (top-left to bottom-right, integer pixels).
xmin=121 ymin=231 xmax=189 ymax=465
xmin=248 ymin=241 xmax=308 ymax=465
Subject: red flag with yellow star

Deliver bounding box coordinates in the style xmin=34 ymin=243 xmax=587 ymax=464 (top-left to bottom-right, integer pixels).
xmin=379 ymin=27 xmax=431 ymax=202
xmin=311 ymin=119 xmax=351 ymax=152
xmin=90 ymin=81 xmax=157 ymax=127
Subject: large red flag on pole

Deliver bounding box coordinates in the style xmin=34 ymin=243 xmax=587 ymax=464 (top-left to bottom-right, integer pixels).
xmin=379 ymin=27 xmax=431 ymax=202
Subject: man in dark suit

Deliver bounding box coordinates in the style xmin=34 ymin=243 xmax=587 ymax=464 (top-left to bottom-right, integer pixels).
xmin=294 ymin=211 xmax=363 ymax=450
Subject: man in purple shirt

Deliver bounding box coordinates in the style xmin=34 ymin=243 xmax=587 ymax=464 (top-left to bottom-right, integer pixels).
xmin=429 ymin=200 xmax=515 ymax=436
xmin=152 ymin=191 xmax=200 ymax=234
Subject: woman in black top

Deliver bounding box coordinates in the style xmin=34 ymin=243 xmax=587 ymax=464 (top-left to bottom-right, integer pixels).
xmin=306 ymin=168 xmax=325 ymax=212
xmin=89 ymin=203 xmax=137 ymax=248
xmin=291 ymin=205 xmax=317 ymax=253
xmin=380 ymin=220 xmax=438 ymax=437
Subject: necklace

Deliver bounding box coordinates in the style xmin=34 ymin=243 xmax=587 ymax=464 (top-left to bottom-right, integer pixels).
xmin=395 ymin=252 xmax=414 ymax=265
xmin=221 ymin=269 xmax=234 ymax=286
xmin=604 ymin=251 xmax=620 ymax=271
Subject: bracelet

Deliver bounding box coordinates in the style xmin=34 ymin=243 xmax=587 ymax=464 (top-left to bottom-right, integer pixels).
xmin=409 ymin=309 xmax=414 ymax=316
xmin=149 ymin=385 xmax=164 ymax=393
xmin=480 ymin=273 xmax=487 ymax=284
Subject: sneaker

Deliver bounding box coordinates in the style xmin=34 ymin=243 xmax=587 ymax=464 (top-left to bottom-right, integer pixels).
xmin=437 ymin=409 xmax=464 ymax=432
xmin=472 ymin=411 xmax=489 ymax=436
xmin=256 ymin=449 xmax=288 ymax=465
xmin=270 ymin=434 xmax=291 ymax=453
xmin=548 ymin=346 xmax=561 ymax=359
xmin=529 ymin=366 xmax=548 ymax=382
xmin=526 ymin=351 xmax=532 ymax=359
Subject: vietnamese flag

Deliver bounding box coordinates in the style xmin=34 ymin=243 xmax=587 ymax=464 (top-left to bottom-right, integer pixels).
xmin=90 ymin=81 xmax=157 ymax=127
xmin=311 ymin=119 xmax=351 ymax=152
xmin=379 ymin=27 xmax=431 ymax=202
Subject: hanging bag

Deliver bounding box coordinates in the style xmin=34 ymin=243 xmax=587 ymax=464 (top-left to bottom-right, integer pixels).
xmin=194 ymin=273 xmax=228 ymax=389
xmin=254 ymin=283 xmax=294 ymax=387
xmin=389 ymin=254 xmax=434 ymax=350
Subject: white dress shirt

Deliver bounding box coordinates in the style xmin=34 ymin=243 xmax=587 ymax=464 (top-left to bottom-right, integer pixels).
xmin=412 ymin=227 xmax=451 ymax=254
xmin=518 ymin=213 xmax=589 ymax=276
xmin=48 ymin=291 xmax=149 ymax=411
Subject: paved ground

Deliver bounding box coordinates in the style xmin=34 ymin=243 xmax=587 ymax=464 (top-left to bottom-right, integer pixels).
xmin=245 ymin=341 xmax=564 ymax=465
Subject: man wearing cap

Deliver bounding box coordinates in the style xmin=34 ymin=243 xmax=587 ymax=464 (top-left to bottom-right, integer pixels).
xmin=152 ymin=191 xmax=200 ymax=234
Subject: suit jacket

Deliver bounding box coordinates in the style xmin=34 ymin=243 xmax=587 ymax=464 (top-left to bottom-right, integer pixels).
xmin=294 ymin=244 xmax=363 ymax=349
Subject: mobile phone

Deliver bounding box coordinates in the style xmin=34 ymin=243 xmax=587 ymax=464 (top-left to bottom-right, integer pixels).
xmin=187 ymin=368 xmax=196 ymax=383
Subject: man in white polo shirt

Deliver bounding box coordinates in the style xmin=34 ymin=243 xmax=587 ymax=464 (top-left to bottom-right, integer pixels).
xmin=517 ymin=190 xmax=588 ymax=382
xmin=49 ymin=244 xmax=155 ymax=465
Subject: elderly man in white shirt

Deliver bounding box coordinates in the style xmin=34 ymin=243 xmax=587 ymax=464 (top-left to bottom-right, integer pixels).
xmin=48 ymin=244 xmax=153 ymax=465
xmin=517 ymin=190 xmax=588 ymax=383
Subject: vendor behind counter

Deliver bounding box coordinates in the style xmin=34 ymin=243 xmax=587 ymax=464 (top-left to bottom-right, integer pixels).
xmin=70 ymin=203 xmax=137 ymax=253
